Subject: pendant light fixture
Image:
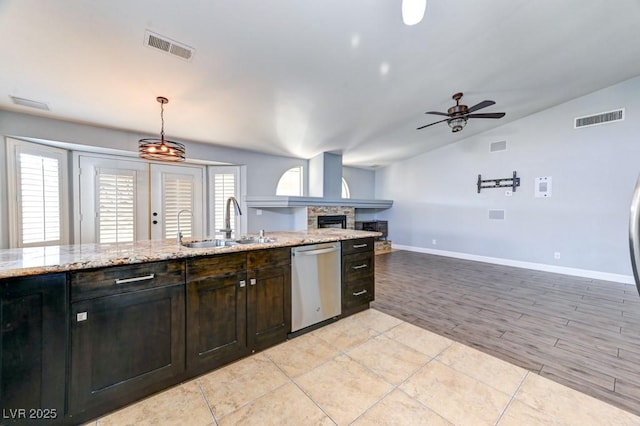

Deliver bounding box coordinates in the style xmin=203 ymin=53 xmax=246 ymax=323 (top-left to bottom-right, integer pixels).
xmin=402 ymin=0 xmax=426 ymax=26
xmin=138 ymin=96 xmax=186 ymax=162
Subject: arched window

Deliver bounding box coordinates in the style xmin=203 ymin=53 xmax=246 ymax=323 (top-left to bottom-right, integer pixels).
xmin=341 ymin=177 xmax=351 ymax=199
xmin=276 ymin=166 xmax=303 ymax=196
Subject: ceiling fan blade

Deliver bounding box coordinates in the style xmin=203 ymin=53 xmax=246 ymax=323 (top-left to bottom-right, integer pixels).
xmin=466 ymin=112 xmax=506 ymax=119
xmin=425 ymin=111 xmax=450 ymax=116
xmin=466 ymin=100 xmax=495 ymax=113
xmin=417 ymin=118 xmax=449 ymax=130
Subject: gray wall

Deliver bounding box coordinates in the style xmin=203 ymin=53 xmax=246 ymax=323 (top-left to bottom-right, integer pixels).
xmin=375 ymin=76 xmax=640 ymax=276
xmin=0 ymin=110 xmax=379 ymax=245
xmin=343 ymin=166 xmax=375 ymax=199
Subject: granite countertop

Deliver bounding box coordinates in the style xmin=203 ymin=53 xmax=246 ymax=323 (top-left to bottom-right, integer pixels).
xmin=0 ymin=229 xmax=381 ymax=279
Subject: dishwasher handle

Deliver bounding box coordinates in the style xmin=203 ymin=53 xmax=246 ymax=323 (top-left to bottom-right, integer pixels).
xmin=293 ymin=246 xmax=339 ymax=256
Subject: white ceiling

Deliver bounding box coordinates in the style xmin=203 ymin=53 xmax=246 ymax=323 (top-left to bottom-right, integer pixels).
xmin=2 ymin=0 xmax=640 ymax=167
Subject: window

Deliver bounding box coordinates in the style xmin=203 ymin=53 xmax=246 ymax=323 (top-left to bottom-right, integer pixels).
xmin=276 ymin=166 xmax=303 ymax=196
xmin=210 ymin=166 xmax=240 ymax=237
xmin=162 ymin=176 xmax=194 ymax=240
xmin=6 ymin=138 xmax=69 ymax=247
xmin=97 ymin=170 xmax=136 ymax=243
xmin=341 ymin=177 xmax=351 ymax=199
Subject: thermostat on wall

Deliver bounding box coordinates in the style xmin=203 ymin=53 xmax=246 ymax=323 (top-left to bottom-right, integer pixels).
xmin=535 ymin=176 xmax=552 ymax=198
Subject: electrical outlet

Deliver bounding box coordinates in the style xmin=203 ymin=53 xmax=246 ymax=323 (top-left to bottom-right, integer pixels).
xmin=554 ymin=252 xmax=561 ymax=260
xmin=432 ymin=239 xmax=437 ymax=245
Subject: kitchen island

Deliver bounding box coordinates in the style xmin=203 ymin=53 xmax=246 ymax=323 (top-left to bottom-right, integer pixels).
xmin=0 ymin=229 xmax=379 ymax=425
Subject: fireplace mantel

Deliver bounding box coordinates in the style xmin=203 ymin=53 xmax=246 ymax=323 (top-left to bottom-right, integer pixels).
xmin=244 ymin=196 xmax=393 ymax=209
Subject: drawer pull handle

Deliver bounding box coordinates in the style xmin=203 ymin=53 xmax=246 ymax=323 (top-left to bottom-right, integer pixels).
xmin=250 ymin=278 xmax=257 ymax=286
xmin=353 ymin=289 xmax=368 ymax=296
xmin=352 ymin=264 xmax=368 ymax=270
xmin=353 ymin=243 xmax=368 ymax=248
xmin=239 ymin=280 xmax=246 ymax=288
xmin=114 ymin=274 xmax=155 ymax=285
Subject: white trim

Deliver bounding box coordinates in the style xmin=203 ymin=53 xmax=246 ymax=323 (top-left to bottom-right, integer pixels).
xmin=6 ymin=137 xmax=70 ymax=247
xmin=393 ymin=244 xmax=635 ymax=285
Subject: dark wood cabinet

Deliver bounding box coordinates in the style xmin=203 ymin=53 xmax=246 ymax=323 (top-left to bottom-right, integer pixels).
xmin=186 ymin=253 xmax=248 ymax=375
xmin=0 ymin=274 xmax=67 ymax=425
xmin=185 ymin=248 xmax=291 ymax=369
xmin=341 ymin=237 xmax=375 ymax=316
xmin=247 ymin=248 xmax=291 ymax=352
xmin=68 ymin=262 xmax=185 ymax=420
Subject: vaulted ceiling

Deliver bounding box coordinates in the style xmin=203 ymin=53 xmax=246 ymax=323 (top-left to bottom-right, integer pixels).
xmin=1 ymin=0 xmax=640 ymax=167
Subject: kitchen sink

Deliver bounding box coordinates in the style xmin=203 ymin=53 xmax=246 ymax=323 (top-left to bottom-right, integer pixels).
xmin=182 ymin=236 xmax=275 ymax=248
xmin=235 ymin=237 xmax=275 ymax=244
xmin=182 ymin=239 xmax=236 ymax=248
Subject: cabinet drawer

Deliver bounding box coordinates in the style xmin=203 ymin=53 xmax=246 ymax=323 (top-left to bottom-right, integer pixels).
xmin=342 ymin=237 xmax=374 ymax=254
xmin=342 ymin=251 xmax=374 ymax=282
xmin=342 ymin=279 xmax=374 ymax=309
xmin=187 ymin=253 xmax=247 ymax=281
xmin=247 ymin=247 xmax=290 ymax=269
xmin=71 ymin=260 xmax=185 ymax=301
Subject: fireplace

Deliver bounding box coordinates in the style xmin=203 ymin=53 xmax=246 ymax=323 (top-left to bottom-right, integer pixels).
xmin=355 ymin=220 xmax=388 ymax=240
xmin=317 ymin=215 xmax=347 ymax=229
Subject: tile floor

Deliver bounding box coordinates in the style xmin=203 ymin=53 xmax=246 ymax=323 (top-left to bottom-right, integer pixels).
xmin=90 ymin=309 xmax=640 ymax=425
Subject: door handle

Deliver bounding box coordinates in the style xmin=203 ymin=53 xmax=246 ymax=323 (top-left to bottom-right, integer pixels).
xmin=293 ymin=247 xmax=339 ymax=256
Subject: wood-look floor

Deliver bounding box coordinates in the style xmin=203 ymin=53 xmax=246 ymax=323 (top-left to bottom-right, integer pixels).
xmin=372 ymin=250 xmax=640 ymax=415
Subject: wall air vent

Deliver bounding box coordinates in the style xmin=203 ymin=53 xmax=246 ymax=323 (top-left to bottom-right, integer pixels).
xmin=488 ymin=210 xmax=505 ymax=220
xmin=144 ymin=30 xmax=194 ymax=61
xmin=490 ymin=141 xmax=507 ymax=152
xmin=10 ymin=96 xmax=50 ymax=111
xmin=574 ymin=108 xmax=624 ymax=129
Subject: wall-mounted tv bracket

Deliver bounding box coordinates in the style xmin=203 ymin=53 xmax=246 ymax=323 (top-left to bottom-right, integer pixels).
xmin=477 ymin=171 xmax=520 ymax=193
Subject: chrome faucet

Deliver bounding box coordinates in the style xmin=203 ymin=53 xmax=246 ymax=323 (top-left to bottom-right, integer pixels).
xmin=220 ymin=196 xmax=242 ymax=239
xmin=177 ymin=209 xmax=192 ymax=245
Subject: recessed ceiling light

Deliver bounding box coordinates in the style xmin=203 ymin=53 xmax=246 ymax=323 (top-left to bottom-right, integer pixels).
xmin=402 ymin=0 xmax=426 ymax=26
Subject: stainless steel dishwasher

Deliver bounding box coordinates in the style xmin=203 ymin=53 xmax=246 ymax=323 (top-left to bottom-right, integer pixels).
xmin=291 ymin=242 xmax=341 ymax=332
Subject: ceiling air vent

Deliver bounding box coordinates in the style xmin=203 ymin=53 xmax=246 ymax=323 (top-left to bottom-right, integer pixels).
xmin=574 ymin=108 xmax=624 ymax=129
xmin=10 ymin=96 xmax=49 ymax=111
xmin=144 ymin=30 xmax=194 ymax=61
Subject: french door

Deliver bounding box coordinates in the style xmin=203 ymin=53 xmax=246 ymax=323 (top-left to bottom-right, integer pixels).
xmin=77 ymin=154 xmax=205 ymax=244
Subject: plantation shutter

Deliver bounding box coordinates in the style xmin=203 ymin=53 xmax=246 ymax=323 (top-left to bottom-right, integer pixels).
xmin=96 ymin=169 xmax=136 ymax=243
xmin=213 ymin=173 xmax=237 ymax=235
xmin=163 ymin=176 xmax=194 ymax=239
xmin=18 ymin=153 xmax=62 ymax=245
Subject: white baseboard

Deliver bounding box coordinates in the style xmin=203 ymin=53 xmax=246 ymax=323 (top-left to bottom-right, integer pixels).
xmin=392 ymin=244 xmax=635 ymax=285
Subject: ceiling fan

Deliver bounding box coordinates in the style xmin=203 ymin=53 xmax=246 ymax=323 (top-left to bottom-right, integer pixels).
xmin=417 ymin=92 xmax=506 ymax=133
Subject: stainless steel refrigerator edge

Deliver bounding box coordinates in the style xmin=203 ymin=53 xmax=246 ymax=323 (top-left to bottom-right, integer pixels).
xmin=291 ymin=243 xmax=342 ymax=332
xmin=629 ymin=175 xmax=640 ymax=296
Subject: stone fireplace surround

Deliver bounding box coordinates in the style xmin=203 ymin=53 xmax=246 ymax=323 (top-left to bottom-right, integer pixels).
xmin=306 ymin=206 xmax=355 ymax=230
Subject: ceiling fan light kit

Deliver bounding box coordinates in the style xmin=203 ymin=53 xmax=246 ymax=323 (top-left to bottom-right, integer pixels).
xmin=402 ymin=0 xmax=427 ymax=26
xmin=139 ymin=96 xmax=186 ymax=162
xmin=417 ymin=92 xmax=506 ymax=133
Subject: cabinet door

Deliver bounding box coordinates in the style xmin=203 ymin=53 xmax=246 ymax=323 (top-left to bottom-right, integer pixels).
xmin=69 ymin=284 xmax=185 ymax=417
xmin=248 ymin=263 xmax=291 ymax=352
xmin=0 ymin=274 xmax=67 ymax=422
xmin=186 ymin=271 xmax=248 ymax=375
